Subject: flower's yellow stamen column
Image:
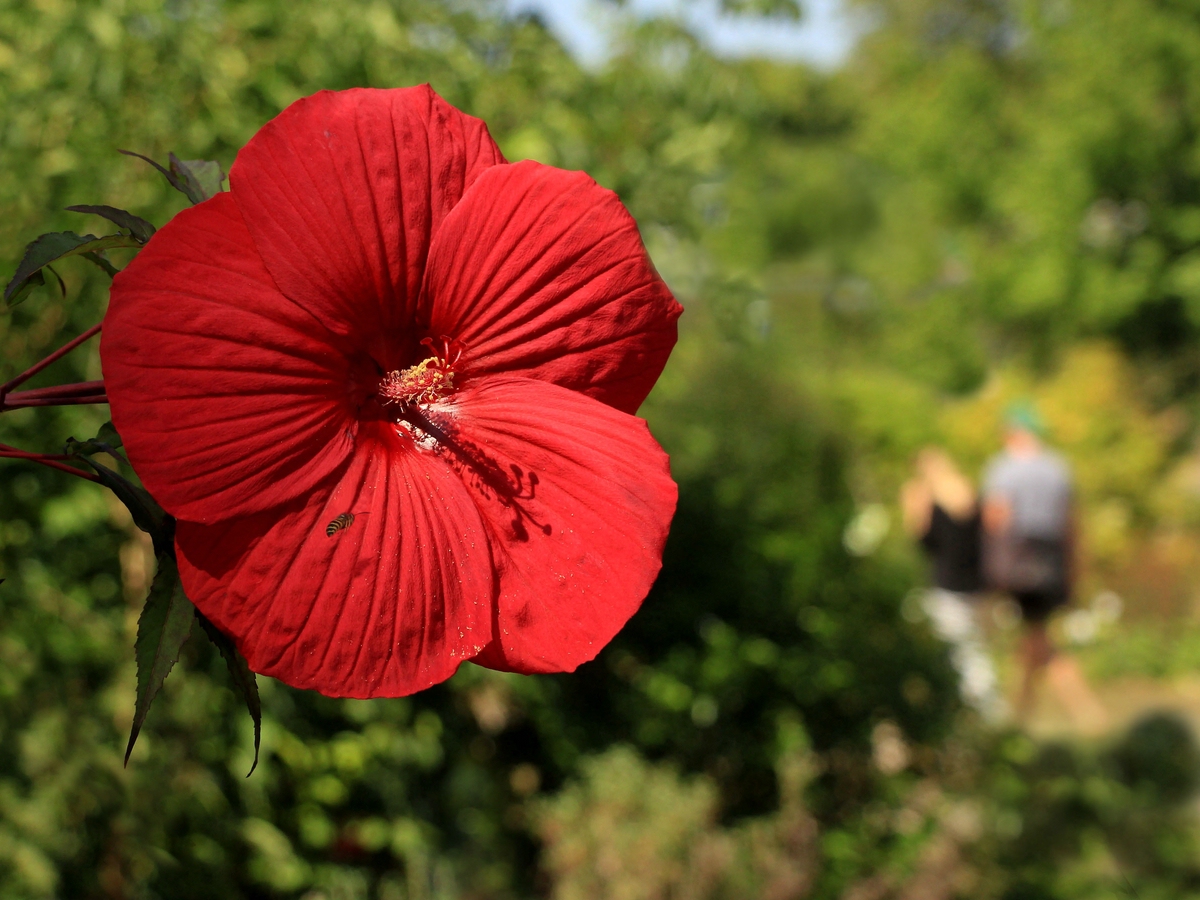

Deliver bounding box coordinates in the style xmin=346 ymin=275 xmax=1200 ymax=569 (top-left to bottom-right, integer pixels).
xmin=378 ymin=357 xmax=455 ymax=407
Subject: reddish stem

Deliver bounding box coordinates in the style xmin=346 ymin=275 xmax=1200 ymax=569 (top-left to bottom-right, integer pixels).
xmin=3 ymin=398 xmax=108 ymax=409
xmin=9 ymin=380 xmax=106 ymax=400
xmin=0 ymin=444 xmax=100 ymax=484
xmin=1 ymin=381 xmax=107 ymax=411
xmin=0 ymin=324 xmax=109 ymax=484
xmin=0 ymin=322 xmax=102 ymax=400
xmin=0 ymin=448 xmax=74 ymax=461
xmin=3 ymin=396 xmax=108 ymax=409
xmin=23 ymin=457 xmax=101 ymax=482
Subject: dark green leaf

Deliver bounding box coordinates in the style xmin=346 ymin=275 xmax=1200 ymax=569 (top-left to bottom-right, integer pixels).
xmin=64 ymin=434 xmax=128 ymax=467
xmin=5 ymin=269 xmax=45 ymax=308
xmin=65 ymin=205 xmax=156 ymax=243
xmin=169 ymin=154 xmax=225 ymax=203
xmin=74 ymin=454 xmax=171 ymax=555
xmin=197 ymin=612 xmax=261 ymax=776
xmin=81 ymin=252 xmax=119 ymax=278
xmin=66 ymin=422 xmax=127 ymax=465
xmin=120 ymin=149 xmax=224 ymax=204
xmin=4 ymin=231 xmax=141 ymax=305
xmin=97 ymin=421 xmax=124 ymax=450
xmin=44 ymin=265 xmax=66 ymax=297
xmin=125 ymin=555 xmax=194 ymax=766
xmin=119 ymin=149 xmax=192 ymax=198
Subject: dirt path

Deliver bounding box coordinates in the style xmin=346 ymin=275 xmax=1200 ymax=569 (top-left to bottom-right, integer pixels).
xmin=1026 ymin=671 xmax=1200 ymax=741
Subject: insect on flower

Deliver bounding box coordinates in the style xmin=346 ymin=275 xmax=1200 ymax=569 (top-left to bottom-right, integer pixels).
xmin=101 ymin=86 xmax=682 ymax=698
xmin=325 ymin=513 xmax=356 ymax=537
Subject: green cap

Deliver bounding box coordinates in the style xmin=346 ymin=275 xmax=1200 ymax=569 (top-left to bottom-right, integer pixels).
xmin=1005 ymin=399 xmax=1044 ymax=436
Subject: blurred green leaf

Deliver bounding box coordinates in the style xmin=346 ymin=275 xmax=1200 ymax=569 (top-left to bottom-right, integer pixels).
xmin=125 ymin=555 xmax=194 ymax=765
xmin=197 ymin=612 xmax=261 ymax=776
xmin=65 ymin=205 xmax=156 ymax=243
xmin=119 ymin=148 xmax=193 ymax=200
xmin=4 ymin=231 xmax=138 ymax=306
xmin=170 ymin=155 xmax=225 ymax=203
xmin=719 ymin=0 xmax=802 ymax=18
xmin=608 ymin=0 xmax=801 ymax=15
xmin=120 ymin=149 xmax=224 ymax=204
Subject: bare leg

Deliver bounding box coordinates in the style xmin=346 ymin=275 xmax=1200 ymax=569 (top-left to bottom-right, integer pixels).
xmin=1017 ymin=622 xmax=1054 ymax=721
xmin=1046 ymin=654 xmax=1109 ymax=735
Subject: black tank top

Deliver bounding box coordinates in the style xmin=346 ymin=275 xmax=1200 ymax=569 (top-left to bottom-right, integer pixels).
xmin=920 ymin=504 xmax=984 ymax=593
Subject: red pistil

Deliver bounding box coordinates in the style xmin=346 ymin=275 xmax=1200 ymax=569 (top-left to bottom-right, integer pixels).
xmin=420 ymin=335 xmax=464 ymax=367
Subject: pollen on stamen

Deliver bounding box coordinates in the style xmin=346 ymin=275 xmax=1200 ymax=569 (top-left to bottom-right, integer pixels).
xmin=378 ymin=356 xmax=455 ymax=407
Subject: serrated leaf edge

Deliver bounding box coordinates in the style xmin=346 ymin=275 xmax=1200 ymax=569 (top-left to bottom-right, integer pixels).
xmin=197 ymin=613 xmax=262 ymax=776
xmin=125 ymin=556 xmax=195 ymax=766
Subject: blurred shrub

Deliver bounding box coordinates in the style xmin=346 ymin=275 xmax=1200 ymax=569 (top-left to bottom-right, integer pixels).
xmin=970 ymin=719 xmax=1200 ymax=898
xmin=1110 ymin=711 xmax=1200 ymax=805
xmin=534 ymin=745 xmax=818 ymax=900
xmin=536 ymin=715 xmax=1200 ymax=900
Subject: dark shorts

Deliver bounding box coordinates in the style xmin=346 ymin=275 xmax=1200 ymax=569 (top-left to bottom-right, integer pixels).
xmin=1012 ymin=588 xmax=1067 ymax=623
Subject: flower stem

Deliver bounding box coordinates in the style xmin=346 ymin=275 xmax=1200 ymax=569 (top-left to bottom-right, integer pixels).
xmin=0 ymin=322 xmax=102 ymax=401
xmin=0 ymin=443 xmax=100 ymax=484
xmin=1 ymin=381 xmax=108 ymax=410
xmin=0 ymin=324 xmax=108 ymax=482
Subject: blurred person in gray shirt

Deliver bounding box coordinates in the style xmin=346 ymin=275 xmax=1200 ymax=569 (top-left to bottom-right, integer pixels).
xmin=982 ymin=402 xmax=1106 ymax=731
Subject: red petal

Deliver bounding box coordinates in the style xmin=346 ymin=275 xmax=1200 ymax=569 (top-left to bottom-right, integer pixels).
xmin=418 ymin=376 xmax=676 ymax=674
xmin=423 ymin=160 xmax=682 ymax=414
xmin=102 ymin=193 xmax=357 ymax=524
xmin=230 ymin=85 xmax=505 ymax=367
xmin=176 ymin=421 xmax=495 ymax=698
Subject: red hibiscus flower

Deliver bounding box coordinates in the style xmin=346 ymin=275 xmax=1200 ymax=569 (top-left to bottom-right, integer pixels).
xmin=99 ymin=86 xmax=681 ymax=698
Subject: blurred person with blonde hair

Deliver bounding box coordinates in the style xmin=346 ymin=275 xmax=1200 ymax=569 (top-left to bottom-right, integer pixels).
xmin=902 ymin=446 xmax=1005 ymax=721
xmin=982 ymin=402 xmax=1106 ymax=732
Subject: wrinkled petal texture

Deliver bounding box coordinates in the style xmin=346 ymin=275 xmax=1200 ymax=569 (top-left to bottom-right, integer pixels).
xmin=231 ymin=85 xmax=505 ymax=366
xmin=419 ymin=376 xmax=676 ymax=674
xmin=424 ymin=160 xmax=682 ymax=414
xmin=106 ymin=86 xmax=681 ymax=697
xmin=176 ymin=421 xmax=495 ymax=698
xmin=102 ymin=192 xmax=356 ymax=524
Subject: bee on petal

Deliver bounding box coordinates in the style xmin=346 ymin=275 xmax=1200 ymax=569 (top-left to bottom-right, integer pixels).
xmin=326 ymin=513 xmax=355 ymax=537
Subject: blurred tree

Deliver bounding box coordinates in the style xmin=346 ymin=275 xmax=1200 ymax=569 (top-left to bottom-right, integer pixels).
xmin=602 ymin=0 xmax=804 ymax=19
xmin=847 ymin=0 xmax=1200 ymax=392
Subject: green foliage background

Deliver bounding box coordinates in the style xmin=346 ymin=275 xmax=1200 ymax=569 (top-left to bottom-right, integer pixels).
xmin=4 ymin=0 xmax=1200 ymax=897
